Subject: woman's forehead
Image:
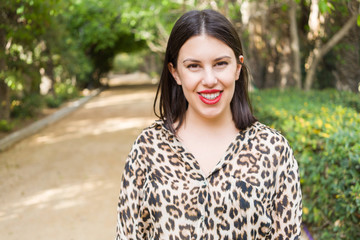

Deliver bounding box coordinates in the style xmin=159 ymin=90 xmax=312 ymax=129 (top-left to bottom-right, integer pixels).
xmin=178 ymin=35 xmax=235 ymax=61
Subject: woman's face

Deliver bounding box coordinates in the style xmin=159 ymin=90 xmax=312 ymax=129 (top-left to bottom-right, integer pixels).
xmin=169 ymin=34 xmax=242 ymax=121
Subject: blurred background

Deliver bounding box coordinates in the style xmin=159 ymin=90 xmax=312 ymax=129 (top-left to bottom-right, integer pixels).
xmin=0 ymin=0 xmax=359 ymax=239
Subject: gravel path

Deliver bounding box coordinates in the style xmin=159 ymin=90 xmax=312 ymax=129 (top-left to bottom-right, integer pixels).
xmin=0 ymin=84 xmax=156 ymax=240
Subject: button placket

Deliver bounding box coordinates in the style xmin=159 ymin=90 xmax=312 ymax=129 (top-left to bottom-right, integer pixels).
xmin=198 ymin=176 xmax=208 ymax=232
xmin=202 ymin=180 xmax=207 ymax=187
xmin=199 ymin=214 xmax=206 ymax=230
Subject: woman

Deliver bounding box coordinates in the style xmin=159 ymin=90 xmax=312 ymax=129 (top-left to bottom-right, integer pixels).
xmin=116 ymin=9 xmax=302 ymax=240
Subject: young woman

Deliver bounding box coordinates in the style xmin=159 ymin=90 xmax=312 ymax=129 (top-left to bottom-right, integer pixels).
xmin=116 ymin=9 xmax=302 ymax=240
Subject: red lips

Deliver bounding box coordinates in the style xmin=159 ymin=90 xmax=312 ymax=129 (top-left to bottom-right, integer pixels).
xmin=198 ymin=89 xmax=221 ymax=94
xmin=198 ymin=89 xmax=223 ymax=105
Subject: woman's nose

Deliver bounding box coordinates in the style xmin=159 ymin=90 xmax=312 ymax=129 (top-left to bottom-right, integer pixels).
xmin=202 ymin=68 xmax=218 ymax=86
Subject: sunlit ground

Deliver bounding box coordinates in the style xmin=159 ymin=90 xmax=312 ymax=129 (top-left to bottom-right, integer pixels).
xmin=31 ymin=90 xmax=155 ymax=146
xmin=0 ymin=84 xmax=157 ymax=239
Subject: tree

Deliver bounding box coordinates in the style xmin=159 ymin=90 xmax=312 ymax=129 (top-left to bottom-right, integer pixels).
xmin=63 ymin=0 xmax=147 ymax=87
xmin=0 ymin=13 xmax=10 ymax=120
xmin=119 ymin=0 xmax=183 ymax=54
xmin=332 ymin=2 xmax=360 ymax=92
xmin=304 ymin=0 xmax=359 ymax=91
xmin=240 ymin=0 xmax=298 ymax=89
xmin=0 ymin=0 xmax=58 ymax=119
xmin=289 ymin=0 xmax=302 ymax=89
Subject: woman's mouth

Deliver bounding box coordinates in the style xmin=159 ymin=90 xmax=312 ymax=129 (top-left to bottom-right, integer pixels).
xmin=198 ymin=90 xmax=223 ymax=105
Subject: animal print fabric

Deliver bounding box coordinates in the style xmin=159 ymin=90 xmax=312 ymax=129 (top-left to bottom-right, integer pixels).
xmin=116 ymin=120 xmax=302 ymax=240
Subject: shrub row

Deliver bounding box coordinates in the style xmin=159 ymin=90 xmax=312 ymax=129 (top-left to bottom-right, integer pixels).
xmin=1 ymin=82 xmax=80 ymax=132
xmin=251 ymin=89 xmax=360 ymax=240
xmin=44 ymin=82 xmax=80 ymax=108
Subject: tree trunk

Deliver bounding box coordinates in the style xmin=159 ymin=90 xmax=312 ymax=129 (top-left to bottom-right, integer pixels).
xmin=289 ymin=0 xmax=302 ymax=89
xmin=182 ymin=0 xmax=186 ymax=13
xmin=0 ymin=27 xmax=10 ymax=121
xmin=0 ymin=80 xmax=10 ymax=121
xmin=245 ymin=0 xmax=268 ymax=88
xmin=308 ymin=0 xmax=320 ymax=40
xmin=277 ymin=39 xmax=292 ymax=90
xmin=304 ymin=14 xmax=358 ymax=90
xmin=45 ymin=50 xmax=56 ymax=97
xmin=333 ymin=1 xmax=360 ymax=93
xmin=334 ymin=23 xmax=360 ymax=93
xmin=223 ymin=0 xmax=229 ymax=19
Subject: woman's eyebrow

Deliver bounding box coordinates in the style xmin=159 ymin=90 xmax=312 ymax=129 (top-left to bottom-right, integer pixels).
xmin=183 ymin=55 xmax=231 ymax=63
xmin=214 ymin=56 xmax=231 ymax=61
xmin=183 ymin=58 xmax=201 ymax=63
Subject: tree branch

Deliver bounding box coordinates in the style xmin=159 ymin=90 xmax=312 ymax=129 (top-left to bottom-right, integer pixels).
xmin=320 ymin=14 xmax=358 ymax=58
xmin=304 ymin=13 xmax=359 ymax=90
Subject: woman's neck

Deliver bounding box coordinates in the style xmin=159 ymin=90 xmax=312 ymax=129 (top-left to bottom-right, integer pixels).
xmin=179 ymin=108 xmax=238 ymax=136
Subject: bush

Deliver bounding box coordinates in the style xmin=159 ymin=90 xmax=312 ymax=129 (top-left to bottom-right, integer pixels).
xmin=54 ymin=81 xmax=79 ymax=101
xmin=7 ymin=82 xmax=80 ymax=124
xmin=45 ymin=95 xmax=63 ymax=108
xmin=0 ymin=120 xmax=14 ymax=132
xmin=45 ymin=81 xmax=80 ymax=108
xmin=251 ymin=89 xmax=360 ymax=240
xmin=10 ymin=94 xmax=44 ymax=119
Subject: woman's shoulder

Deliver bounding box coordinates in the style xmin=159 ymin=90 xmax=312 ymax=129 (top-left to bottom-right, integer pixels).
xmin=252 ymin=121 xmax=282 ymax=135
xmin=132 ymin=119 xmax=171 ymax=146
xmin=250 ymin=121 xmax=293 ymax=150
xmin=126 ymin=120 xmax=177 ymax=166
xmin=250 ymin=122 xmax=297 ymax=170
xmin=244 ymin=121 xmax=281 ymax=139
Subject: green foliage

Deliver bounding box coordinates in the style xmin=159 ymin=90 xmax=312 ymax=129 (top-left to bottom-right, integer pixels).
xmin=45 ymin=95 xmax=62 ymax=108
xmin=318 ymin=0 xmax=335 ymax=14
xmin=251 ymin=89 xmax=360 ymax=239
xmin=10 ymin=94 xmax=44 ymax=119
xmin=119 ymin=0 xmax=182 ymax=53
xmin=112 ymin=52 xmax=145 ymax=74
xmin=45 ymin=81 xmax=80 ymax=108
xmin=63 ymin=0 xmax=147 ymax=84
xmin=54 ymin=81 xmax=79 ymax=101
xmin=4 ymin=70 xmax=24 ymax=91
xmin=0 ymin=120 xmax=14 ymax=132
xmin=1 ymin=0 xmax=59 ymax=91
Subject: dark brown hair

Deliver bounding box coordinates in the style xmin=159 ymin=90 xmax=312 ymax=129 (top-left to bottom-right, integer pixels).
xmin=154 ymin=9 xmax=257 ymax=133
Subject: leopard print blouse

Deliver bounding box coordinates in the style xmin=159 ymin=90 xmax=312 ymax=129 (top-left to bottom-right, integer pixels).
xmin=116 ymin=120 xmax=302 ymax=239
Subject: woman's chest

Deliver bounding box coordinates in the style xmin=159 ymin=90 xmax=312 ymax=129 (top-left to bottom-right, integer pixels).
xmin=140 ymin=152 xmax=276 ymax=238
xmin=143 ymin=149 xmax=276 ymax=215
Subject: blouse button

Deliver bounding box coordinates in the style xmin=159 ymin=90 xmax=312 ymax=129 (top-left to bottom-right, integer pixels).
xmin=200 ymin=215 xmax=205 ymax=222
xmin=202 ymin=181 xmax=207 ymax=187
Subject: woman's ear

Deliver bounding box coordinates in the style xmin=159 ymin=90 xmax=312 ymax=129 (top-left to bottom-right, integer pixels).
xmin=168 ymin=63 xmax=182 ymax=85
xmin=239 ymin=55 xmax=244 ymax=65
xmin=236 ymin=55 xmax=244 ymax=80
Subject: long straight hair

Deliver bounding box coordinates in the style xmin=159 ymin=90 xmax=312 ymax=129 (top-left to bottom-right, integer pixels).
xmin=154 ymin=9 xmax=257 ymax=133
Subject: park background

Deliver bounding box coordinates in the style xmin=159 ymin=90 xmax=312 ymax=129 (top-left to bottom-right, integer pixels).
xmin=0 ymin=0 xmax=359 ymax=239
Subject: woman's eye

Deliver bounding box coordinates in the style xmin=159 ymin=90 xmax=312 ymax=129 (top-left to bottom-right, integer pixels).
xmin=187 ymin=64 xmax=200 ymax=69
xmin=215 ymin=61 xmax=228 ymax=67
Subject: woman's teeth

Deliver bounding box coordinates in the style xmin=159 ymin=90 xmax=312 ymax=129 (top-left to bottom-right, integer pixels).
xmin=200 ymin=92 xmax=221 ymax=100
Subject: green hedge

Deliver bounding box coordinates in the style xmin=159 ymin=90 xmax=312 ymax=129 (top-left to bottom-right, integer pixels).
xmin=0 ymin=120 xmax=14 ymax=132
xmin=45 ymin=82 xmax=80 ymax=108
xmin=251 ymin=89 xmax=360 ymax=240
xmin=10 ymin=94 xmax=44 ymax=119
xmin=0 ymin=82 xmax=82 ymax=134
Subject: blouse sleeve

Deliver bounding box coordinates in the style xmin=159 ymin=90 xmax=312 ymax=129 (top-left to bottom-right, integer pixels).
xmin=272 ymin=142 xmax=302 ymax=239
xmin=116 ymin=144 xmax=147 ymax=240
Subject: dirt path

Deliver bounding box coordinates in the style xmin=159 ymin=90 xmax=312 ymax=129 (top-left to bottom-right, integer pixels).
xmin=0 ymin=84 xmax=157 ymax=240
